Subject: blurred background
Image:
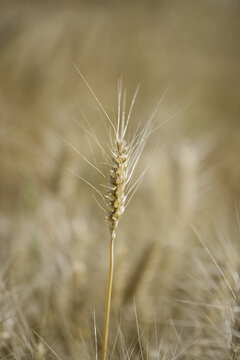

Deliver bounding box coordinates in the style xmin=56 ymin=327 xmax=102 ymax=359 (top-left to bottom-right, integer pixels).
xmin=0 ymin=0 xmax=240 ymax=358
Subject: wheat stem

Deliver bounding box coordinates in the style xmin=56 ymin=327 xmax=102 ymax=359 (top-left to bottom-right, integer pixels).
xmin=101 ymin=233 xmax=115 ymax=360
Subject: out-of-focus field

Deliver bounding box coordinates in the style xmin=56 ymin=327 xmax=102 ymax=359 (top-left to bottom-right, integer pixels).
xmin=0 ymin=1 xmax=240 ymax=359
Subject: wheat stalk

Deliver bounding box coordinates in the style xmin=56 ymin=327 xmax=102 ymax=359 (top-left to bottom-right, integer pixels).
xmin=101 ymin=81 xmax=147 ymax=360
xmin=71 ymin=66 xmax=164 ymax=359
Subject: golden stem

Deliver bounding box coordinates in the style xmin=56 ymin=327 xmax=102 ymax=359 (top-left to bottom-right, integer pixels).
xmin=101 ymin=232 xmax=115 ymax=360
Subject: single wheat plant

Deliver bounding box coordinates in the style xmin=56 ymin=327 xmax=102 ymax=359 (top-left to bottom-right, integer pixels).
xmin=71 ymin=65 xmax=164 ymax=360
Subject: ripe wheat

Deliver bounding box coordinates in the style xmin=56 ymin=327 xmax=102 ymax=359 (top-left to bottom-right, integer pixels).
xmin=72 ymin=67 xmax=164 ymax=359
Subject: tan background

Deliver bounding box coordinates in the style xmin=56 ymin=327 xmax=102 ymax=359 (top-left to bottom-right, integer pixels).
xmin=0 ymin=1 xmax=240 ymax=358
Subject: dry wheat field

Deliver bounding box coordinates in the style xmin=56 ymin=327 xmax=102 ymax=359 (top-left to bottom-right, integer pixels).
xmin=0 ymin=0 xmax=240 ymax=359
